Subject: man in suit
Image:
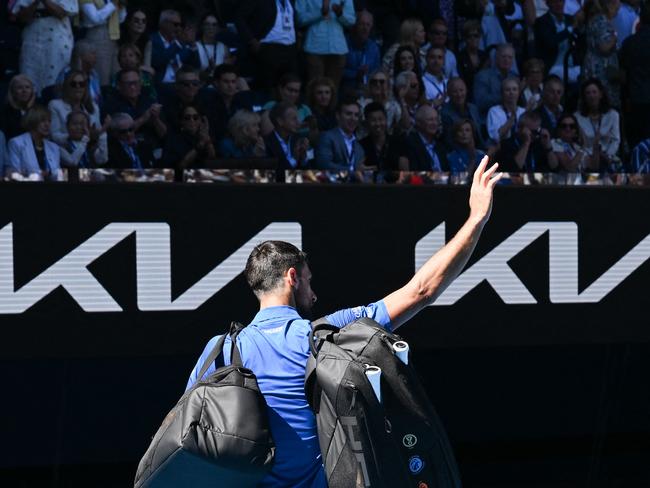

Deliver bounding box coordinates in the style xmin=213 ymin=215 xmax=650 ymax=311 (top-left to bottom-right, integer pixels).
xmin=149 ymin=10 xmax=199 ymax=85
xmin=265 ymin=101 xmax=310 ymax=170
xmin=106 ymin=113 xmax=154 ymax=169
xmin=235 ymin=0 xmax=298 ymax=90
xmin=315 ymin=97 xmax=365 ymax=171
xmin=534 ymin=0 xmax=580 ymax=83
xmin=472 ymin=44 xmax=518 ymax=120
xmin=402 ymin=105 xmax=449 ymax=171
xmin=534 ymin=75 xmax=564 ymax=133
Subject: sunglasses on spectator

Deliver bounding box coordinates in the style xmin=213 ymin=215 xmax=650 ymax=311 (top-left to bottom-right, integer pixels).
xmin=559 ymin=123 xmax=576 ymax=129
xmin=119 ymin=127 xmax=136 ymax=134
xmin=179 ymin=80 xmax=201 ymax=87
xmin=370 ymin=79 xmax=386 ymax=85
xmin=183 ymin=114 xmax=201 ymax=121
xmin=69 ymin=80 xmax=86 ymax=88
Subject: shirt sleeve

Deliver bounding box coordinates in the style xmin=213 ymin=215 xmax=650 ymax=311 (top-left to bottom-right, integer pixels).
xmin=325 ymin=300 xmax=392 ymax=331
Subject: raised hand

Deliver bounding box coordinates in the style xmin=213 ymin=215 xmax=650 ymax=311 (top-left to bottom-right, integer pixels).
xmin=469 ymin=155 xmax=502 ymax=225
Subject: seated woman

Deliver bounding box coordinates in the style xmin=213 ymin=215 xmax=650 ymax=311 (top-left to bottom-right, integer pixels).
xmin=7 ymin=105 xmax=63 ymax=181
xmin=447 ymin=119 xmax=486 ymax=174
xmin=48 ymin=70 xmax=106 ymax=146
xmin=358 ymin=69 xmax=407 ymax=136
xmin=573 ymin=78 xmax=621 ymax=171
xmin=392 ymin=45 xmax=423 ymax=83
xmin=0 ymin=74 xmax=37 ymax=140
xmin=60 ymin=110 xmax=108 ymax=167
xmin=520 ymin=58 xmax=545 ymax=111
xmin=486 ymin=77 xmax=525 ymax=144
xmin=394 ymin=70 xmax=427 ymax=130
xmin=162 ymin=105 xmax=216 ymax=172
xmin=196 ymin=12 xmax=232 ymax=81
xmin=306 ymin=77 xmax=338 ymax=133
xmin=218 ymin=109 xmax=266 ymax=159
xmin=55 ymin=40 xmax=102 ymax=107
xmin=111 ymin=43 xmax=156 ymax=99
xmin=550 ymin=113 xmax=592 ymax=172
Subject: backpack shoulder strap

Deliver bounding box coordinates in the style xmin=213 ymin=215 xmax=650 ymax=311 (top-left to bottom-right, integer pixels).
xmin=196 ymin=332 xmax=228 ymax=382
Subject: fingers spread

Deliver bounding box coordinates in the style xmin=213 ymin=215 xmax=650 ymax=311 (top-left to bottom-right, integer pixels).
xmin=481 ymin=162 xmax=499 ymax=184
xmin=488 ymin=172 xmax=504 ymax=187
xmin=473 ymin=155 xmax=489 ymax=183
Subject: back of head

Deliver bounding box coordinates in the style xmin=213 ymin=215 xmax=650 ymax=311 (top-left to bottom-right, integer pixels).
xmin=245 ymin=241 xmax=308 ymax=297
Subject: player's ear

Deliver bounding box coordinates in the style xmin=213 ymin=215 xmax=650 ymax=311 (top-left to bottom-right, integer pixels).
xmin=287 ymin=267 xmax=299 ymax=288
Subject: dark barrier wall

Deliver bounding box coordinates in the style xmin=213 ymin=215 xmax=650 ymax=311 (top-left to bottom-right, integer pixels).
xmin=1 ymin=183 xmax=649 ymax=485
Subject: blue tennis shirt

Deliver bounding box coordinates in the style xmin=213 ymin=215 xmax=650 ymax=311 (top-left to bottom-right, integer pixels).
xmin=186 ymin=301 xmax=392 ymax=487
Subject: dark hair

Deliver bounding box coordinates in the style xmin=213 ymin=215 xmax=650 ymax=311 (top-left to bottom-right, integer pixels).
xmin=197 ymin=11 xmax=220 ymax=40
xmin=278 ymin=72 xmax=302 ymax=88
xmin=116 ymin=68 xmax=141 ymax=84
xmin=175 ymin=64 xmax=200 ymax=80
xmin=21 ymin=104 xmax=50 ymax=131
xmin=213 ymin=63 xmax=238 ymax=80
xmin=543 ymin=74 xmax=564 ymax=87
xmin=363 ymin=101 xmax=386 ymax=119
xmin=66 ymin=109 xmax=90 ymax=127
xmin=245 ymin=241 xmax=308 ymax=296
xmin=393 ymin=45 xmax=422 ymax=79
xmin=554 ymin=112 xmax=580 ymax=142
xmin=578 ymin=77 xmax=610 ymax=115
xmin=336 ymin=95 xmax=360 ymax=114
xmin=269 ymin=101 xmax=295 ymax=127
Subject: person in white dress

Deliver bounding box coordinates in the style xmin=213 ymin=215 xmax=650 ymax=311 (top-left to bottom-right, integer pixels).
xmin=12 ymin=0 xmax=79 ymax=95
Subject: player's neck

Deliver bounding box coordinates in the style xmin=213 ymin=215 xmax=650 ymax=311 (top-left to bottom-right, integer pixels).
xmin=258 ymin=292 xmax=295 ymax=310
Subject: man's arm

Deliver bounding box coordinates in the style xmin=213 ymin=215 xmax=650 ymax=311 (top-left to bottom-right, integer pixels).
xmin=383 ymin=156 xmax=501 ymax=329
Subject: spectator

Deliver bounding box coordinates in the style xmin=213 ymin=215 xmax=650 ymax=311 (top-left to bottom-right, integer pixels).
xmin=56 ymin=40 xmax=102 ymax=107
xmin=422 ymin=46 xmax=449 ymax=108
xmin=612 ymin=0 xmax=639 ymax=48
xmin=534 ymin=0 xmax=580 ymax=83
xmin=11 ymin=0 xmax=78 ymax=95
xmin=630 ymin=137 xmax=650 ymax=173
xmin=106 ymin=112 xmax=154 ymax=168
xmin=103 ymin=69 xmax=167 ymax=145
xmin=382 ymin=18 xmax=427 ymax=75
xmin=359 ymin=102 xmax=405 ymax=170
xmin=263 ymin=73 xmax=314 ymax=132
xmin=78 ymin=0 xmax=127 ymax=86
xmin=486 ymin=77 xmax=526 ymax=143
xmin=535 ymin=75 xmax=565 ymax=132
xmin=582 ymin=0 xmax=621 ymax=107
xmin=0 ymin=130 xmax=7 ymax=179
xmin=422 ymin=18 xmax=459 ymax=78
xmin=112 ymin=43 xmax=156 ymax=99
xmin=358 ymin=69 xmax=407 ymax=135
xmin=199 ymin=64 xmax=254 ymax=142
xmin=120 ymin=8 xmax=149 ymax=55
xmin=550 ymin=113 xmax=593 ymax=171
xmin=447 ymin=118 xmax=487 ymax=174
xmin=457 ymin=20 xmax=489 ymax=95
xmin=234 ymin=0 xmax=299 ymax=91
xmin=7 ymin=105 xmax=63 ymax=180
xmin=296 ymin=0 xmax=356 ymax=88
xmin=48 ymin=70 xmax=105 ymax=146
xmin=496 ymin=110 xmax=558 ymax=172
xmin=265 ymin=101 xmax=310 ymax=170
xmin=315 ymin=97 xmax=365 ymax=170
xmin=394 ymin=70 xmax=427 ymax=128
xmin=342 ymin=9 xmax=381 ymax=93
xmin=162 ymin=104 xmax=215 ymax=170
xmin=1 ymin=74 xmax=36 ymax=140
xmin=59 ymin=110 xmax=108 ymax=167
xmin=306 ymin=77 xmax=338 ymax=132
xmin=473 ymin=44 xmax=518 ymax=119
xmin=402 ymin=104 xmax=449 ymax=171
xmin=219 ymin=109 xmax=266 ymax=158
xmin=574 ymin=77 xmax=621 ymax=169
xmin=392 ymin=45 xmax=423 ymax=81
xmin=440 ymin=77 xmax=485 ymax=149
xmin=145 ymin=10 xmax=198 ymax=84
xmin=520 ymin=58 xmax=545 ymax=110
xmin=160 ymin=65 xmax=203 ymax=133
xmin=195 ymin=12 xmax=230 ymax=81
xmin=619 ymin=3 xmax=650 ymax=147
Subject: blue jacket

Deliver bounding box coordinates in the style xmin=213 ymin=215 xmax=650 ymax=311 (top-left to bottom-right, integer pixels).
xmin=149 ymin=32 xmax=199 ymax=83
xmin=296 ymin=0 xmax=355 ymax=54
xmin=0 ymin=131 xmax=6 ymax=178
xmin=343 ymin=36 xmax=381 ymax=86
xmin=315 ymin=127 xmax=365 ymax=170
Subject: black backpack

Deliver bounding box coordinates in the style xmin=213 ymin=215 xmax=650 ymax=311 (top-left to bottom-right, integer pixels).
xmin=134 ymin=323 xmax=275 ymax=488
xmin=305 ymin=317 xmax=462 ymax=488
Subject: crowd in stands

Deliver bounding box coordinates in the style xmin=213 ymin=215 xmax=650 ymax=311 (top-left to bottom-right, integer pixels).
xmin=0 ymin=0 xmax=650 ymax=181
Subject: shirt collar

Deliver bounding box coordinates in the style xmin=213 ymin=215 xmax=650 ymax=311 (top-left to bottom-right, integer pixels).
xmin=418 ymin=132 xmax=435 ymax=148
xmin=338 ymin=128 xmax=356 ymax=143
xmin=251 ymin=305 xmax=302 ymax=325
